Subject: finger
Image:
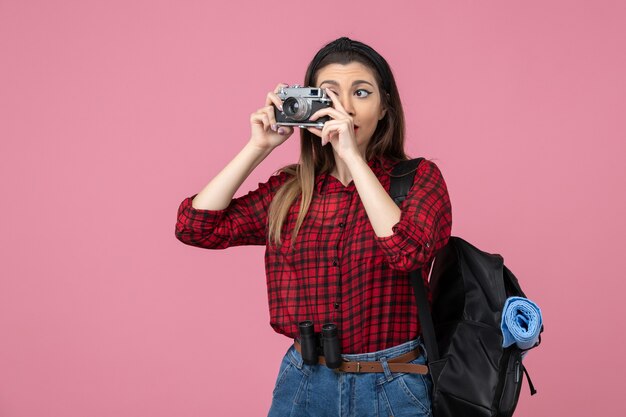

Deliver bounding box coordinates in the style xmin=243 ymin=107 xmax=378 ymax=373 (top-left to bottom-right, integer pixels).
xmin=262 ymin=105 xmax=278 ymax=131
xmin=322 ymin=120 xmax=337 ymax=146
xmin=320 ymin=121 xmax=342 ymax=144
xmin=307 ymin=126 xmax=323 ymax=138
xmin=277 ymin=125 xmax=294 ymax=136
xmin=251 ymin=111 xmax=271 ymax=131
xmin=265 ymin=92 xmax=284 ymax=112
xmin=324 ymin=88 xmax=347 ymax=113
xmin=320 ymin=119 xmax=349 ymax=139
xmin=321 ymin=128 xmax=339 ymax=146
xmin=274 ymin=83 xmax=289 ymax=94
xmin=262 ymin=113 xmax=272 ymax=131
xmin=309 ymin=106 xmax=351 ymax=123
xmin=265 ymin=83 xmax=289 ymax=106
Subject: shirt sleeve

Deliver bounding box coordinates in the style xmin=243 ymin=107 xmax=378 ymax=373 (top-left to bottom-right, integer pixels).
xmin=175 ymin=170 xmax=292 ymax=249
xmin=374 ymin=159 xmax=453 ymax=272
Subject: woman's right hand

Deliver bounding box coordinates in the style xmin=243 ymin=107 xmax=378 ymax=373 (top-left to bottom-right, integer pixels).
xmin=249 ymin=83 xmax=295 ymax=151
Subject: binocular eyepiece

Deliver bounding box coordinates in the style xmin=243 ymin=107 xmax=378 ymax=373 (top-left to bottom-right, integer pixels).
xmin=298 ymin=320 xmax=342 ymax=369
xmin=298 ymin=320 xmax=318 ymax=365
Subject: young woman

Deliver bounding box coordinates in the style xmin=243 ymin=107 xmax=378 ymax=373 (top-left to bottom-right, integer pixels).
xmin=175 ymin=37 xmax=452 ymax=417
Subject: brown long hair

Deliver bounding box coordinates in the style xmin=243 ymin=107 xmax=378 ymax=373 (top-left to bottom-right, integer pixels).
xmin=268 ymin=37 xmax=410 ymax=249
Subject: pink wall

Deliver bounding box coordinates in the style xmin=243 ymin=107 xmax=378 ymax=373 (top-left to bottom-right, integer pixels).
xmin=1 ymin=1 xmax=624 ymax=415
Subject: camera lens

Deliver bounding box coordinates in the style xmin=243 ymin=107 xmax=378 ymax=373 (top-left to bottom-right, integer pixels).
xmin=283 ymin=97 xmax=311 ymax=121
xmin=284 ymin=98 xmax=299 ymax=114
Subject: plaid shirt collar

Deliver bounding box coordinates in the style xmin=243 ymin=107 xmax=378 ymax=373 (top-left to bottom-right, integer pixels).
xmin=315 ymin=155 xmax=396 ymax=194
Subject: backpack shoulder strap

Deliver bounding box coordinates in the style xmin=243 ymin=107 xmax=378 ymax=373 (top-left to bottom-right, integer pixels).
xmin=390 ymin=158 xmax=440 ymax=362
xmin=389 ymin=158 xmax=423 ymax=205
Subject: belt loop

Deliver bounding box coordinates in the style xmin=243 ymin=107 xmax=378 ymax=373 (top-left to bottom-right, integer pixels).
xmin=290 ymin=343 xmax=304 ymax=370
xmin=418 ymin=338 xmax=428 ymax=362
xmin=380 ymin=356 xmax=393 ymax=382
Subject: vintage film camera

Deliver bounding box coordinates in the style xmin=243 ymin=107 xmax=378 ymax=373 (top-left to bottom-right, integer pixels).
xmin=274 ymin=85 xmax=332 ymax=128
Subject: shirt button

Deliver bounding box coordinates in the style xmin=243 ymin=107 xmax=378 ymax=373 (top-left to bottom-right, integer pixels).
xmin=425 ymin=242 xmax=431 ymax=248
xmin=333 ymin=302 xmax=340 ymax=309
xmin=339 ymin=222 xmax=345 ymax=228
xmin=332 ymin=259 xmax=338 ymax=266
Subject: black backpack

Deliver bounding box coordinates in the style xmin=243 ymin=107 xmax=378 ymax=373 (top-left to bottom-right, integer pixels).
xmin=389 ymin=158 xmax=543 ymax=417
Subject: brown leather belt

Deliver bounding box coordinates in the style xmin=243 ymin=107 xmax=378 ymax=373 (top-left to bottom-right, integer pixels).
xmin=293 ymin=341 xmax=429 ymax=375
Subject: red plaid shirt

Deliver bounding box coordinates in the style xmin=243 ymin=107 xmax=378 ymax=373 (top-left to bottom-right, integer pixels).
xmin=175 ymin=156 xmax=452 ymax=354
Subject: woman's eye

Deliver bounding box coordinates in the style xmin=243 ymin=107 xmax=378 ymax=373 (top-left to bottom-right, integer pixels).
xmin=355 ymin=89 xmax=372 ymax=97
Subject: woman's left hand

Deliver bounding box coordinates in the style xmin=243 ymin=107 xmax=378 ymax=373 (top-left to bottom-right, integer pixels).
xmin=307 ymin=88 xmax=360 ymax=161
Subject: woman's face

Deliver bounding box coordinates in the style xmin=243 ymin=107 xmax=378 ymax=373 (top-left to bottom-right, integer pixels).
xmin=314 ymin=62 xmax=386 ymax=150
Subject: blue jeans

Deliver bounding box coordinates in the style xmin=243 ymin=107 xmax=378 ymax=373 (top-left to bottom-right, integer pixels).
xmin=267 ymin=338 xmax=433 ymax=417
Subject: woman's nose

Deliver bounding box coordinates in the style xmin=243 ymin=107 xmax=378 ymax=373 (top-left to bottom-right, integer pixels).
xmin=339 ymin=94 xmax=355 ymax=116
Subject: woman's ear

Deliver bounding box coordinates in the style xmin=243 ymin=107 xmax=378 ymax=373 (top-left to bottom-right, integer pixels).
xmin=379 ymin=92 xmax=390 ymax=120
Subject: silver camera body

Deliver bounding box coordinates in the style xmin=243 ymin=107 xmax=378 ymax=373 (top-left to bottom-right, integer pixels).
xmin=274 ymin=85 xmax=332 ymax=128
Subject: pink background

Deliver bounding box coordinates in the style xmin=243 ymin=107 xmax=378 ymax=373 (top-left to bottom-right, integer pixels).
xmin=1 ymin=0 xmax=624 ymax=415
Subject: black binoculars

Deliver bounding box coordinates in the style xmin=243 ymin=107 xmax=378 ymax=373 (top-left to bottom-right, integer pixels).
xmin=298 ymin=320 xmax=342 ymax=369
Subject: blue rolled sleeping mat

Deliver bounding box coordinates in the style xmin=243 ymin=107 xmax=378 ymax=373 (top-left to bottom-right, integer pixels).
xmin=500 ymin=296 xmax=543 ymax=351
